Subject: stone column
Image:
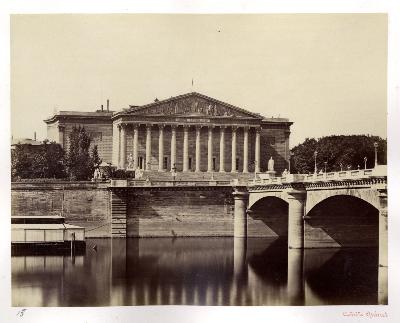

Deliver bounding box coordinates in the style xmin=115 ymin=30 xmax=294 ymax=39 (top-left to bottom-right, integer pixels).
xmin=233 ymin=189 xmax=249 ymax=238
xmin=58 ymin=125 xmax=65 ymax=149
xmin=170 ymin=125 xmax=177 ymax=171
xmin=378 ymin=188 xmax=388 ymax=267
xmin=219 ymin=126 xmax=226 ymax=172
xmin=158 ymin=124 xmax=164 ymax=171
xmin=120 ymin=124 xmax=127 ymax=169
xmin=145 ymin=124 xmax=152 ymax=171
xmin=117 ymin=125 xmax=121 ymax=168
xmin=243 ymin=127 xmax=249 ymax=173
xmin=183 ymin=125 xmax=189 ymax=172
xmin=287 ymin=187 xmax=306 ymax=249
xmin=195 ymin=126 xmax=201 ymax=172
xmin=231 ymin=126 xmax=237 ymax=173
xmin=133 ymin=125 xmax=139 ymax=169
xmin=255 ymin=127 xmax=261 ymax=173
xmin=207 ymin=126 xmax=214 ymax=172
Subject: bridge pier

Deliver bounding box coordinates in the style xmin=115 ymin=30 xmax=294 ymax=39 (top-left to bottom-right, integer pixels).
xmin=233 ymin=188 xmax=249 ymax=238
xmin=287 ymin=188 xmax=306 ymax=249
xmin=378 ymin=188 xmax=387 ymax=267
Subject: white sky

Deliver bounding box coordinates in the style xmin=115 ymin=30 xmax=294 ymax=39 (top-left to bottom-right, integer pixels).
xmin=11 ymin=14 xmax=387 ymax=146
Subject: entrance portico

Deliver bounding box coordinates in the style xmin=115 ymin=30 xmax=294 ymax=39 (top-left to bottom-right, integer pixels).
xmin=112 ymin=92 xmax=292 ymax=173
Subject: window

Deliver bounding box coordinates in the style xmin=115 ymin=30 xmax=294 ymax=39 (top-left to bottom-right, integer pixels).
xmin=163 ymin=157 xmax=168 ymax=170
xmin=188 ymin=157 xmax=192 ymax=170
xmin=138 ymin=157 xmax=144 ymax=169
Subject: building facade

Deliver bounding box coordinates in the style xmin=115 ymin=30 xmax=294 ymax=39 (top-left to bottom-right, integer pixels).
xmin=45 ymin=92 xmax=292 ymax=174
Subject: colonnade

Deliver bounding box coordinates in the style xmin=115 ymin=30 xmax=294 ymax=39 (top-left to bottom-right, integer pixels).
xmin=117 ymin=123 xmax=261 ymax=173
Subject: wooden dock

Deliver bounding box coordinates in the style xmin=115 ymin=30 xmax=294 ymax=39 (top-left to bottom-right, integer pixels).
xmin=11 ymin=216 xmax=85 ymax=252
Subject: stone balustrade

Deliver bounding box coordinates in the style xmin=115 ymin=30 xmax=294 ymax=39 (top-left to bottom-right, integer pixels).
xmin=248 ymin=166 xmax=387 ymax=186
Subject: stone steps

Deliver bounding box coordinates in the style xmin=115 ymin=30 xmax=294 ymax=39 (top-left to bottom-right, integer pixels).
xmin=111 ymin=192 xmax=127 ymax=237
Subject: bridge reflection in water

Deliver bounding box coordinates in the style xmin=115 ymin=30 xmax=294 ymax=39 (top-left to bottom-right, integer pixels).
xmin=11 ymin=237 xmax=385 ymax=306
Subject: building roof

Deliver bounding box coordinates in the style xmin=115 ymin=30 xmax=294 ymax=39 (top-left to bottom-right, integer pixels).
xmin=117 ymin=92 xmax=262 ymax=119
xmin=11 ymin=138 xmax=43 ymax=146
xmin=43 ymin=92 xmax=292 ymax=125
xmin=44 ymin=110 xmax=114 ymax=124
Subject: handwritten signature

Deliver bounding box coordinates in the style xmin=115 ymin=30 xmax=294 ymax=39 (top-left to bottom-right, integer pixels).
xmin=343 ymin=311 xmax=388 ymax=319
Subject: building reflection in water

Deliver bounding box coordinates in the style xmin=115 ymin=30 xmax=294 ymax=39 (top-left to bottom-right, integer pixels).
xmin=11 ymin=237 xmax=385 ymax=306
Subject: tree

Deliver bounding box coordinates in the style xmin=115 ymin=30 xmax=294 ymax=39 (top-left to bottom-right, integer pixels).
xmin=11 ymin=145 xmax=33 ymax=179
xmin=65 ymin=126 xmax=94 ymax=180
xmin=11 ymin=141 xmax=65 ymax=180
xmin=291 ymin=135 xmax=387 ymax=174
xmin=91 ymin=145 xmax=101 ymax=167
xmin=42 ymin=140 xmax=66 ymax=178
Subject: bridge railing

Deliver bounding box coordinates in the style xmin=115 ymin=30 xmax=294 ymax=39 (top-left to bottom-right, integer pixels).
xmin=110 ymin=179 xmax=238 ymax=188
xmin=110 ymin=166 xmax=386 ymax=188
xmin=248 ymin=166 xmax=386 ymax=186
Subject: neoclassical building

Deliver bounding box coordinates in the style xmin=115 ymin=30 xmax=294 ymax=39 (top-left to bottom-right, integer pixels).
xmin=45 ymin=92 xmax=292 ymax=174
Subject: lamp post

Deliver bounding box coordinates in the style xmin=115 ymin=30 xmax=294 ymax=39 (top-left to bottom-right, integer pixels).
xmin=374 ymin=142 xmax=379 ymax=168
xmin=314 ymin=151 xmax=318 ymax=174
xmin=289 ymin=151 xmax=294 ymax=174
xmin=364 ymin=157 xmax=367 ymax=170
xmin=339 ymin=163 xmax=343 ymax=171
xmin=324 ymin=161 xmax=327 ymax=173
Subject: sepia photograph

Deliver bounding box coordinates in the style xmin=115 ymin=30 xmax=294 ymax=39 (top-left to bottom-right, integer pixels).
xmin=2 ymin=2 xmax=399 ymax=322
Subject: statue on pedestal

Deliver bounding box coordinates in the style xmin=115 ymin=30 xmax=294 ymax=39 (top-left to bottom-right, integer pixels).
xmin=93 ymin=168 xmax=100 ymax=180
xmin=268 ymin=157 xmax=275 ymax=172
xmin=127 ymin=153 xmax=134 ymax=169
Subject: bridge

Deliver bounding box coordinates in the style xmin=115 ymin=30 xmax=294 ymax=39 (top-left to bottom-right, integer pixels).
xmin=108 ymin=166 xmax=387 ymax=268
xmin=230 ymin=165 xmax=387 ymax=269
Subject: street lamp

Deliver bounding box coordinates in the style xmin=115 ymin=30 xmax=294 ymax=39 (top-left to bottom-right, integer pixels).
xmin=324 ymin=161 xmax=327 ymax=173
xmin=364 ymin=157 xmax=367 ymax=170
xmin=374 ymin=142 xmax=379 ymax=168
xmin=314 ymin=151 xmax=318 ymax=174
xmin=289 ymin=151 xmax=294 ymax=174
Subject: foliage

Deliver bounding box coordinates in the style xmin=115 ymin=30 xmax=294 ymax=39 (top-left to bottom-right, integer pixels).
xmin=91 ymin=145 xmax=101 ymax=167
xmin=65 ymin=126 xmax=100 ymax=180
xmin=291 ymin=135 xmax=387 ymax=174
xmin=11 ymin=141 xmax=66 ymax=180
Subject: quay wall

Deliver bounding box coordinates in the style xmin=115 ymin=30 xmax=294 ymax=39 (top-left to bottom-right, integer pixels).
xmin=11 ymin=182 xmax=276 ymax=238
xmin=11 ymin=182 xmax=111 ymax=237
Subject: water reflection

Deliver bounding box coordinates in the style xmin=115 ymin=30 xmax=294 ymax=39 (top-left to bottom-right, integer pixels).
xmin=11 ymin=238 xmax=385 ymax=306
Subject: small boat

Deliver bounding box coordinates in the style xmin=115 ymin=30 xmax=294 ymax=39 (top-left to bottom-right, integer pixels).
xmin=11 ymin=216 xmax=85 ymax=253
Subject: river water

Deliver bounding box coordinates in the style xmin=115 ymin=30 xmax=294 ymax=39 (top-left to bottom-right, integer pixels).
xmin=11 ymin=237 xmax=386 ymax=306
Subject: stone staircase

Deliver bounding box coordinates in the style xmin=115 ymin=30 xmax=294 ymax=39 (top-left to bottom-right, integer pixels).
xmin=111 ymin=191 xmax=127 ymax=238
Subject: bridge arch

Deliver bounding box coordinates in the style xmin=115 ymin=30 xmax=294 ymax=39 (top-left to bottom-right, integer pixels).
xmin=247 ymin=195 xmax=289 ymax=238
xmin=304 ymin=194 xmax=379 ymax=248
xmin=248 ymin=191 xmax=289 ymax=210
xmin=305 ymin=188 xmax=380 ymax=215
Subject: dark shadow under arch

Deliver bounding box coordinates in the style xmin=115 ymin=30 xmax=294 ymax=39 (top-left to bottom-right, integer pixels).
xmin=306 ymin=195 xmax=379 ymax=248
xmin=248 ymin=197 xmax=289 ymax=238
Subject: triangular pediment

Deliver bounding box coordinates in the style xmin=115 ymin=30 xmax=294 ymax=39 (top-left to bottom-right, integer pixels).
xmin=126 ymin=92 xmax=262 ymax=119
